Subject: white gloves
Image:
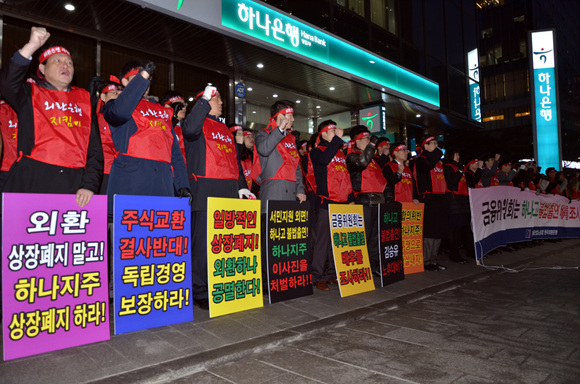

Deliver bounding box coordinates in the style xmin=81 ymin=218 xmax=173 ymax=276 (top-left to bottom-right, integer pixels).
xmin=238 ymin=188 xmax=256 ymax=200
xmin=203 ymin=85 xmax=217 ymax=100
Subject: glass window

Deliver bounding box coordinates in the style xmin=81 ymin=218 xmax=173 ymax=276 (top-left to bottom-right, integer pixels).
xmin=400 ymin=0 xmax=424 ymax=49
xmin=424 ymin=0 xmax=445 ymax=62
xmin=349 ymin=0 xmax=365 ymax=17
xmin=371 ymin=0 xmax=387 ymax=29
xmin=333 ymin=6 xmax=370 ymax=49
xmin=370 ymin=0 xmax=396 ymax=35
xmin=445 ymin=3 xmax=463 ymax=71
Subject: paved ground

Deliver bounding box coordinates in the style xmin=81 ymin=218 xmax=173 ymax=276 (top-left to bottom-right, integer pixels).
xmin=1 ymin=239 xmax=579 ymax=384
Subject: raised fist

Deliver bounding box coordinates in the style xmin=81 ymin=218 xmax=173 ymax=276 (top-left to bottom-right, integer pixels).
xmin=203 ymin=85 xmax=217 ymax=100
xmin=141 ymin=61 xmax=156 ymax=76
xmin=30 ymin=27 xmax=50 ymax=50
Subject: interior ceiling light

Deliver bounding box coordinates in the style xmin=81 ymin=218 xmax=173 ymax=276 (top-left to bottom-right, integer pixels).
xmin=256 ymin=63 xmax=264 ymax=68
xmin=296 ymin=100 xmax=301 ymax=103
xmin=316 ymin=106 xmax=321 ymax=109
xmin=416 ymin=114 xmax=421 ymax=118
xmin=64 ymin=3 xmax=75 ymax=11
xmin=247 ymin=87 xmax=253 ymax=91
xmin=329 ymin=87 xmax=335 ymax=91
xmin=188 ymin=97 xmax=194 ymax=102
xmin=369 ymin=60 xmax=375 ymax=64
xmin=273 ymin=94 xmax=278 ymax=98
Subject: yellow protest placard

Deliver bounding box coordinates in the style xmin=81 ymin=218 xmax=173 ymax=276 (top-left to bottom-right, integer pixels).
xmin=207 ymin=197 xmax=263 ymax=317
xmin=328 ymin=204 xmax=375 ymax=297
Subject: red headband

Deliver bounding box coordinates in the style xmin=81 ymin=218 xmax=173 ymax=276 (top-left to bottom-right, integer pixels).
xmin=353 ymin=132 xmax=370 ymax=141
xmin=123 ymin=67 xmax=140 ymax=80
xmin=392 ymin=144 xmax=407 ymax=152
xmin=466 ymin=159 xmax=478 ymax=168
xmin=39 ymin=46 xmax=70 ymax=63
xmin=421 ymin=136 xmax=436 ymax=147
xmin=319 ymin=124 xmax=336 ymax=134
xmin=377 ymin=141 xmax=389 ymax=149
xmin=300 ymin=142 xmax=308 ymax=149
xmin=196 ymin=90 xmax=220 ymax=99
xmin=315 ymin=124 xmax=337 ymax=146
xmin=229 ymin=125 xmax=243 ymax=133
xmin=167 ymin=96 xmax=184 ymax=104
xmin=272 ymin=107 xmax=294 ymax=120
xmin=102 ymin=84 xmax=121 ymax=94
xmin=243 ymin=131 xmax=253 ymax=137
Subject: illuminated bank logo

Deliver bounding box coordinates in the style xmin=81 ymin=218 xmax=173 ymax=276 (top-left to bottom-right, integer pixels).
xmin=361 ymin=112 xmax=378 ymax=130
xmin=177 ymin=0 xmax=183 ymax=10
xmin=469 ymin=64 xmax=479 ymax=82
xmin=359 ymin=105 xmax=386 ymax=133
xmin=530 ymin=29 xmax=560 ymax=172
xmin=533 ymin=47 xmax=552 ymax=64
xmin=467 ymin=48 xmax=481 ymax=122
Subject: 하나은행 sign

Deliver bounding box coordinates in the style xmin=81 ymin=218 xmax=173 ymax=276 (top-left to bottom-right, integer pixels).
xmin=266 ymin=200 xmax=312 ymax=304
xmin=2 ymin=193 xmax=109 ymax=361
xmin=328 ymin=204 xmax=375 ymax=297
xmin=207 ymin=197 xmax=263 ymax=318
xmin=113 ymin=195 xmax=193 ymax=334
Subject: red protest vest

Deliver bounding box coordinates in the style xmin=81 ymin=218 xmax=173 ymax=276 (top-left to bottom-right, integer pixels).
xmin=241 ymin=157 xmax=252 ymax=189
xmin=305 ymin=154 xmax=317 ymax=193
xmin=30 ymin=84 xmax=91 ymax=168
xmin=251 ymin=124 xmax=300 ymax=183
xmin=444 ymin=163 xmax=469 ymax=196
xmin=388 ymin=162 xmax=413 ymax=203
xmin=194 ymin=118 xmax=238 ymax=180
xmin=430 ymin=161 xmax=447 ymax=194
xmin=174 ymin=124 xmax=186 ymax=166
xmin=122 ymin=99 xmax=173 ymax=163
xmin=316 ymin=146 xmax=352 ymax=202
xmin=352 ymin=149 xmax=387 ymax=193
xmin=0 ymin=100 xmax=18 ymax=172
xmin=97 ymin=113 xmax=116 ymax=174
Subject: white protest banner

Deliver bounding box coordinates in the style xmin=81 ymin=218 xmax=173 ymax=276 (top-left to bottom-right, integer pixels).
xmin=469 ymin=186 xmax=580 ymax=260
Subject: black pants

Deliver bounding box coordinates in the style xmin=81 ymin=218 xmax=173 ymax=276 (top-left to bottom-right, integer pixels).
xmin=191 ymin=211 xmax=209 ymax=300
xmin=311 ymin=208 xmax=336 ymax=282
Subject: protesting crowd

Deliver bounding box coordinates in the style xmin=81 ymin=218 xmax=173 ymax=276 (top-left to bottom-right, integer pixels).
xmin=1 ymin=27 xmax=578 ymax=311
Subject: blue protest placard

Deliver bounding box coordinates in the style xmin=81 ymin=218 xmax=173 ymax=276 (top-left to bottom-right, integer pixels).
xmin=113 ymin=195 xmax=193 ymax=334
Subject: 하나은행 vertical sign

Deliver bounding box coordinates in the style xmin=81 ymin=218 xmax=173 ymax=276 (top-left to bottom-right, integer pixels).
xmin=113 ymin=195 xmax=193 ymax=335
xmin=529 ymin=29 xmax=561 ymax=172
xmin=266 ymin=200 xmax=312 ymax=304
xmin=2 ymin=193 xmax=109 ymax=361
xmin=378 ymin=202 xmax=404 ymax=286
xmin=207 ymin=197 xmax=262 ymax=318
xmin=328 ymin=204 xmax=375 ymax=297
xmin=401 ymin=202 xmax=425 ymax=274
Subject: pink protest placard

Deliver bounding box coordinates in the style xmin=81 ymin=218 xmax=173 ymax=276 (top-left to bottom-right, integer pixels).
xmin=2 ymin=193 xmax=109 ymax=361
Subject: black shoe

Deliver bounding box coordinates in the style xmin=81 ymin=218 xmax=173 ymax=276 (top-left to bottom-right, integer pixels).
xmin=424 ymin=263 xmax=439 ymax=271
xmin=193 ymin=298 xmax=209 ymax=310
xmin=435 ymin=263 xmax=447 ymax=271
